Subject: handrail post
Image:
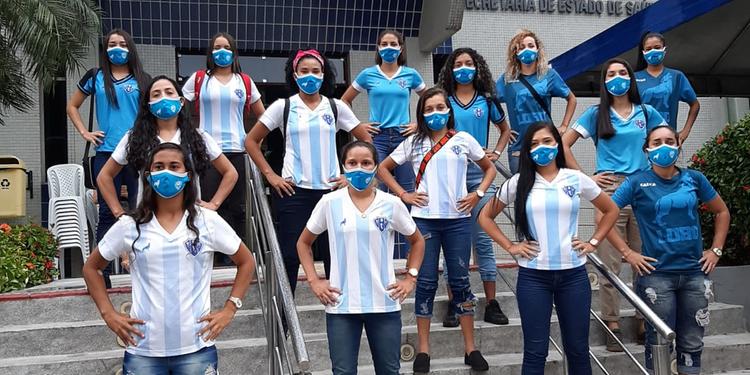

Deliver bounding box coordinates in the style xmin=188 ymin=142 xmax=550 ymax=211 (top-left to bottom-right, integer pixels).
xmin=652 ymin=335 xmax=671 ymax=375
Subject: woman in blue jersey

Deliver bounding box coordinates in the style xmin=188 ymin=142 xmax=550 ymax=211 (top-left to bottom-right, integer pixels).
xmin=182 ymin=32 xmax=265 ymax=257
xmin=83 ymin=142 xmax=255 ymax=374
xmin=342 ymin=29 xmax=427 ymax=257
xmin=66 ymin=28 xmax=150 ymax=286
xmin=435 ymin=47 xmax=512 ymax=328
xmin=607 ymin=126 xmax=729 ymax=375
xmin=298 ymin=141 xmax=425 ymax=375
xmin=246 ymin=49 xmax=371 ymax=294
xmin=378 ymin=87 xmax=496 ymax=372
xmin=498 ymin=29 xmax=577 ymax=174
xmin=479 ymin=122 xmax=619 ymax=375
xmin=635 ymin=32 xmax=700 ymax=144
xmin=563 ymin=58 xmax=667 ymax=351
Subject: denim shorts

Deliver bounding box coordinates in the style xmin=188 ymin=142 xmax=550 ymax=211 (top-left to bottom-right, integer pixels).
xmin=123 ymin=345 xmax=218 ymax=375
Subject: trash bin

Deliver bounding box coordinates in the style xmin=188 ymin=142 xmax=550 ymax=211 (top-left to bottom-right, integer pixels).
xmin=0 ymin=155 xmax=27 ymax=217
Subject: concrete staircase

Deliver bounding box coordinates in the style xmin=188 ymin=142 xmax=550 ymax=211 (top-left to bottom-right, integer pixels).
xmin=1 ymin=266 xmax=749 ymax=374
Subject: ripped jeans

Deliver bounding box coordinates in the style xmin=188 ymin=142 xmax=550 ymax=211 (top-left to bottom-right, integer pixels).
xmin=414 ymin=217 xmax=476 ymax=318
xmin=122 ymin=345 xmax=218 ymax=375
xmin=638 ymin=272 xmax=710 ymax=375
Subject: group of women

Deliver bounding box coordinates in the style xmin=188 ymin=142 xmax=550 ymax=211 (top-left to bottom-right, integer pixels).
xmin=75 ymin=26 xmax=729 ymax=375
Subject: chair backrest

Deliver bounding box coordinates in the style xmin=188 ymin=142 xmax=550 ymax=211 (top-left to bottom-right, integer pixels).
xmin=47 ymin=164 xmax=86 ymax=199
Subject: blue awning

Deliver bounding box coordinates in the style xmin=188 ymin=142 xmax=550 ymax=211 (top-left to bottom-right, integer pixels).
xmin=551 ymin=0 xmax=750 ymax=97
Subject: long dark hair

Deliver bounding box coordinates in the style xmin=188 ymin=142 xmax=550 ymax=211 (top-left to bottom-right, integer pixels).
xmin=436 ymin=47 xmax=496 ymax=97
xmin=509 ymin=122 xmax=566 ymax=241
xmin=130 ymin=142 xmax=201 ymax=253
xmin=636 ymin=31 xmax=666 ymax=71
xmin=205 ymin=32 xmax=243 ymax=74
xmin=413 ymin=87 xmax=456 ymax=146
xmin=284 ymin=49 xmax=337 ymax=97
xmin=597 ymin=58 xmax=642 ymax=140
xmin=375 ymin=29 xmax=407 ymax=66
xmin=100 ymin=29 xmax=148 ymax=108
xmin=126 ymin=76 xmax=211 ymax=174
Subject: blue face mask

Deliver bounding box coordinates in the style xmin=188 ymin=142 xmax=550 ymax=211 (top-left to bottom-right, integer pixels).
xmin=378 ymin=47 xmax=401 ymax=63
xmin=295 ymin=73 xmax=323 ymax=95
xmin=424 ymin=109 xmax=451 ymax=131
xmin=107 ymin=47 xmax=129 ymax=65
xmin=647 ymin=144 xmax=679 ymax=167
xmin=643 ymin=48 xmax=666 ymax=65
xmin=147 ymin=170 xmax=190 ymax=199
xmin=149 ymin=97 xmax=182 ymax=120
xmin=605 ymin=76 xmax=631 ymax=97
xmin=343 ymin=167 xmax=377 ymax=191
xmin=212 ymin=48 xmax=234 ymax=67
xmin=516 ymin=48 xmax=538 ymax=65
xmin=452 ymin=66 xmax=476 ymax=85
xmin=530 ymin=144 xmax=558 ymax=166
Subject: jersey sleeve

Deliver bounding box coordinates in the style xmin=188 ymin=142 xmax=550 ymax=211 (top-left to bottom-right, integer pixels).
xmin=496 ymin=76 xmax=507 ymax=103
xmin=611 ymin=177 xmax=634 ymax=209
xmin=389 ymin=137 xmax=414 ymax=166
xmin=203 ymin=208 xmax=241 ymax=255
xmin=547 ymin=69 xmax=571 ymax=98
xmin=334 ymin=99 xmax=360 ymax=132
xmin=645 ymin=104 xmax=667 ymax=129
xmin=390 ymin=198 xmax=417 ymax=236
xmin=305 ymin=195 xmax=329 ymax=235
xmin=578 ymin=171 xmax=603 ymax=201
xmin=77 ymin=69 xmax=98 ymax=95
xmin=111 ymin=132 xmax=131 ymax=165
xmin=464 ymin=133 xmax=487 ymax=161
xmin=677 ymin=71 xmax=698 ymax=104
xmin=571 ymin=106 xmax=598 ymax=139
xmin=259 ymin=99 xmax=285 ymax=131
xmin=691 ymin=170 xmax=718 ymax=203
xmin=411 ymin=69 xmax=426 ymax=91
xmin=200 ymin=130 xmax=223 ymax=160
xmin=182 ymin=72 xmax=197 ymax=101
xmin=249 ymin=78 xmax=262 ymax=104
xmin=98 ymin=216 xmax=135 ymax=261
xmin=352 ymin=69 xmax=370 ymax=92
xmin=497 ymin=174 xmax=519 ymax=205
xmin=490 ymin=99 xmax=506 ymax=124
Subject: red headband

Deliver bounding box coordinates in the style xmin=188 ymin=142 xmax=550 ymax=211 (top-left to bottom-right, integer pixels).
xmin=293 ymin=49 xmax=325 ymax=70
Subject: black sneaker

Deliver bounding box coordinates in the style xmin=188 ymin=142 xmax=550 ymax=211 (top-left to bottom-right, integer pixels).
xmin=464 ymin=350 xmax=489 ymax=371
xmin=443 ymin=309 xmax=459 ymax=328
xmin=413 ymin=352 xmax=430 ymax=373
xmin=484 ymin=299 xmax=509 ymax=325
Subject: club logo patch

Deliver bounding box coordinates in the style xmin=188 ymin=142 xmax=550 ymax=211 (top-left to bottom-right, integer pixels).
xmin=635 ymin=119 xmax=646 ymax=129
xmin=323 ymin=113 xmax=334 ymax=125
xmin=397 ymin=78 xmax=408 ymax=89
xmin=451 ymin=145 xmax=461 ymax=155
xmin=474 ymin=107 xmax=483 ymax=118
xmin=185 ymin=240 xmax=203 ymax=256
xmin=374 ymin=217 xmax=389 ymax=232
xmin=234 ymin=89 xmax=244 ymax=99
xmin=562 ymin=185 xmax=577 ymax=197
xmin=124 ymin=84 xmax=134 ymax=93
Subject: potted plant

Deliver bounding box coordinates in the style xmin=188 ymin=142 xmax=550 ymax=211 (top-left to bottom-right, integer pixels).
xmin=0 ymin=222 xmax=59 ymax=293
xmin=690 ymin=113 xmax=750 ymax=323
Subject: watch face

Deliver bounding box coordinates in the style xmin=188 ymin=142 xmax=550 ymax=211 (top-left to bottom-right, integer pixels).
xmin=408 ymin=268 xmax=419 ymax=277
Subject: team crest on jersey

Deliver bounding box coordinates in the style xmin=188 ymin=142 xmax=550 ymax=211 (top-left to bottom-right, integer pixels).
xmin=185 ymin=239 xmax=203 ymax=256
xmin=474 ymin=107 xmax=484 ymax=118
xmin=562 ymin=185 xmax=577 ymax=198
xmin=323 ymin=113 xmax=334 ymax=125
xmin=374 ymin=217 xmax=389 ymax=232
xmin=234 ymin=89 xmax=244 ymax=99
xmin=124 ymin=84 xmax=134 ymax=93
xmin=635 ymin=119 xmax=646 ymax=129
xmin=451 ymin=145 xmax=461 ymax=155
xmin=397 ymin=78 xmax=408 ymax=89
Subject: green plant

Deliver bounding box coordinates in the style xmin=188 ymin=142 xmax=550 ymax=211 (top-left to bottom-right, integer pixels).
xmin=690 ymin=113 xmax=750 ymax=266
xmin=0 ymin=222 xmax=59 ymax=292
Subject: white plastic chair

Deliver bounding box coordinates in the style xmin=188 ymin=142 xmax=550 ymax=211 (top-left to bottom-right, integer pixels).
xmin=47 ymin=165 xmax=89 ymax=277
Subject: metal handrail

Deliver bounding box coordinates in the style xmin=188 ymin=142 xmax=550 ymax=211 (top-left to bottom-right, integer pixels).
xmin=245 ymin=156 xmax=310 ymax=374
xmin=492 ymin=161 xmax=674 ymax=375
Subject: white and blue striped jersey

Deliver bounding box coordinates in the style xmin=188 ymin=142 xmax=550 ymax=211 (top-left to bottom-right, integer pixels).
xmin=497 ymin=169 xmax=601 ymax=270
xmin=306 ymin=189 xmax=417 ymax=314
xmin=260 ymin=94 xmax=360 ymax=190
xmin=183 ymin=72 xmax=262 ymax=153
xmin=98 ymin=207 xmax=241 ymax=357
xmin=390 ymin=131 xmax=486 ymax=219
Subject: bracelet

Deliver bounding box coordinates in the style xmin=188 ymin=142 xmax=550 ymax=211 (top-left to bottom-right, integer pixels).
xmin=492 ymin=150 xmax=502 ymax=157
xmin=623 ymin=249 xmax=632 ymax=260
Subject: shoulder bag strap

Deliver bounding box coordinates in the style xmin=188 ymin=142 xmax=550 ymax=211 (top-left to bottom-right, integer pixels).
xmin=415 ymin=130 xmax=457 ymax=189
xmin=518 ymin=75 xmax=553 ymax=121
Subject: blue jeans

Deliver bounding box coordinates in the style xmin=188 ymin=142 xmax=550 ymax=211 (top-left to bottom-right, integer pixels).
xmin=414 ymin=217 xmax=476 ymax=318
xmin=373 ymin=128 xmax=414 ymax=258
xmin=122 ymin=345 xmax=218 ymax=375
xmin=443 ymin=163 xmax=497 ymax=283
xmin=517 ymin=265 xmax=592 ymax=375
xmin=508 ymin=150 xmax=520 ymax=175
xmin=637 ymin=272 xmax=709 ymax=375
xmin=326 ymin=312 xmax=402 ymax=375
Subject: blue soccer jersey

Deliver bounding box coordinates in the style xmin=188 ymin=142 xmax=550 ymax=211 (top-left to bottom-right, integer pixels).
xmin=635 ymin=68 xmax=697 ymax=130
xmin=352 ymin=65 xmax=426 ymax=129
xmin=449 ymin=93 xmax=505 ymax=148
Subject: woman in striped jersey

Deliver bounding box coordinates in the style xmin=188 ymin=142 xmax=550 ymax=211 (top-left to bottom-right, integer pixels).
xmin=479 ymin=122 xmax=619 ymax=375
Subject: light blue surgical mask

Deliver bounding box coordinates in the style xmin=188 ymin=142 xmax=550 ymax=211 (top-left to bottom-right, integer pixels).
xmin=107 ymin=47 xmax=129 ymax=65
xmin=378 ymin=46 xmax=401 ymax=63
xmin=212 ymin=48 xmax=234 ymax=67
xmin=516 ymin=48 xmax=538 ymax=65
xmin=605 ymin=75 xmax=631 ymax=97
xmin=643 ymin=48 xmax=666 ymax=65
xmin=424 ymin=109 xmax=451 ymax=131
xmin=295 ymin=73 xmax=323 ymax=95
xmin=343 ymin=167 xmax=377 ymax=191
xmin=647 ymin=144 xmax=679 ymax=167
xmin=147 ymin=170 xmax=190 ymax=199
xmin=149 ymin=97 xmax=182 ymax=120
xmin=530 ymin=144 xmax=558 ymax=166
xmin=452 ymin=66 xmax=476 ymax=85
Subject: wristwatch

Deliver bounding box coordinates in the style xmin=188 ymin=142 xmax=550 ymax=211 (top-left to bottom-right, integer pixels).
xmin=492 ymin=150 xmax=502 ymax=157
xmin=711 ymin=247 xmax=723 ymax=257
xmin=228 ymin=296 xmax=243 ymax=309
xmin=407 ymin=268 xmax=419 ymax=278
xmin=476 ymin=189 xmax=485 ymax=198
xmin=588 ymin=238 xmax=600 ymax=247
